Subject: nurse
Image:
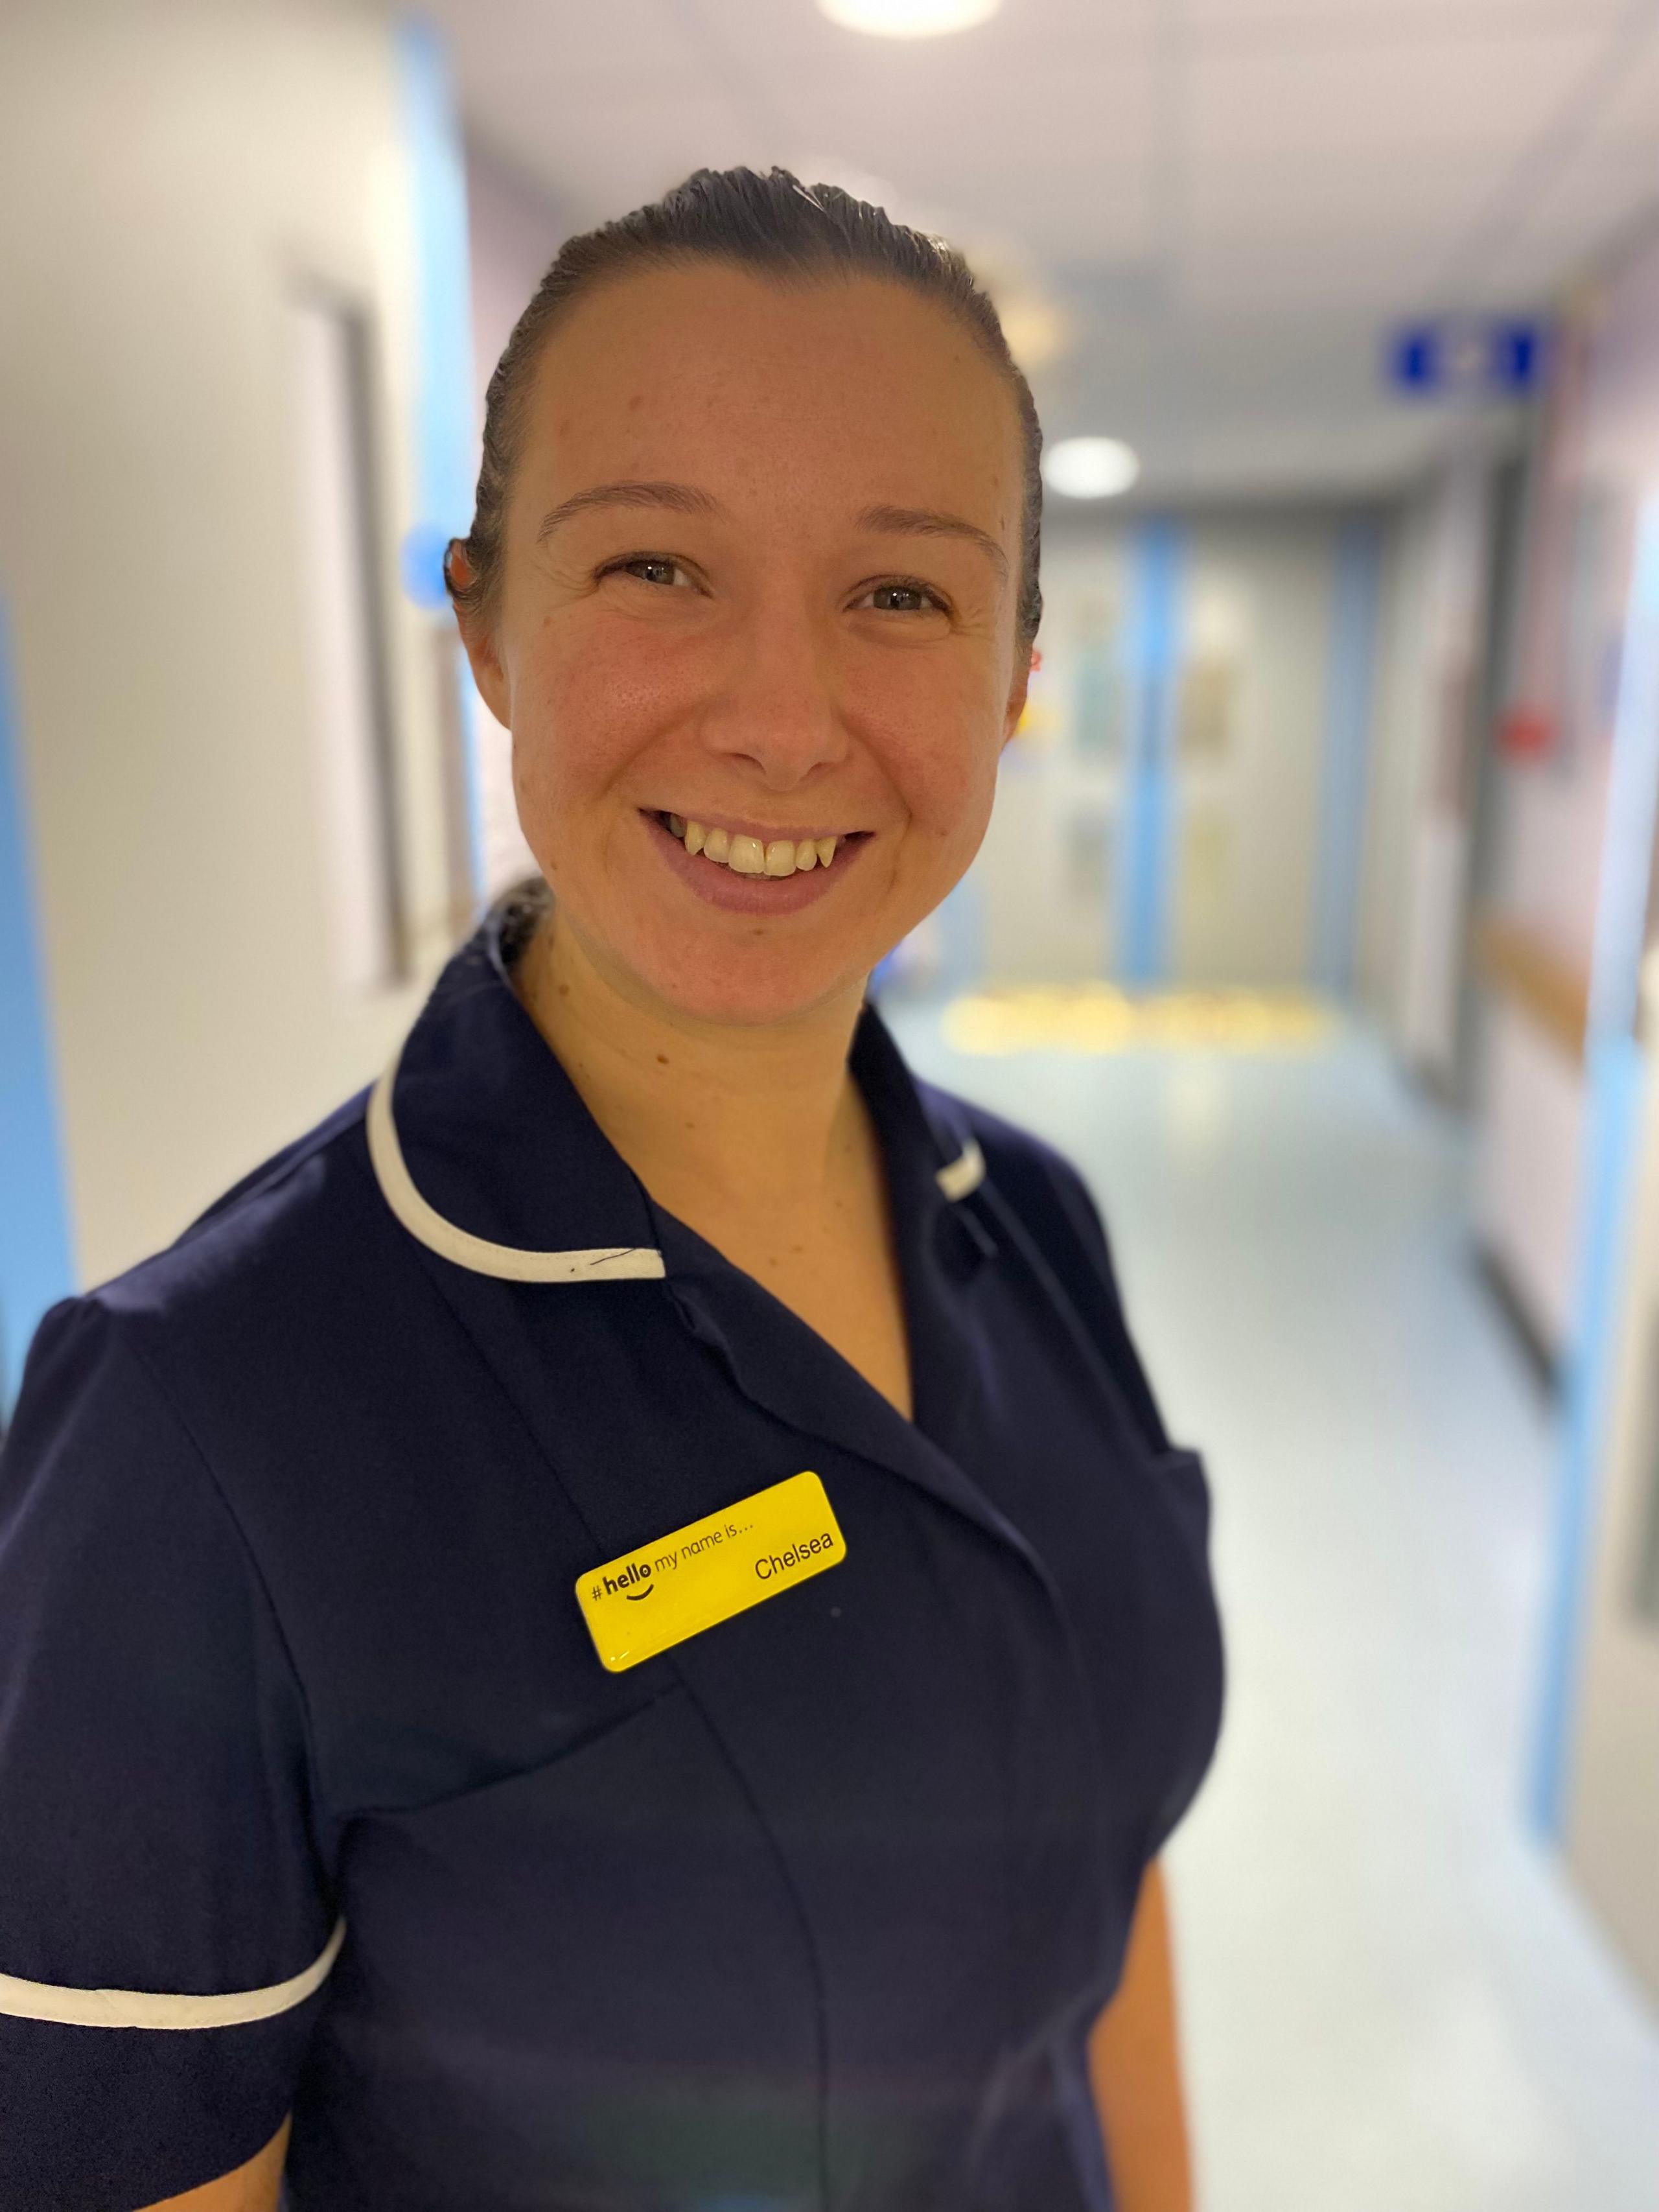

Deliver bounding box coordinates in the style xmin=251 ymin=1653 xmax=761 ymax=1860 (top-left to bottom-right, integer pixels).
xmin=0 ymin=169 xmax=1222 ymax=2211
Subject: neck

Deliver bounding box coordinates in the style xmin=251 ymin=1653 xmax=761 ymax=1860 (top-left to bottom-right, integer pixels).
xmin=515 ymin=909 xmax=870 ymax=1215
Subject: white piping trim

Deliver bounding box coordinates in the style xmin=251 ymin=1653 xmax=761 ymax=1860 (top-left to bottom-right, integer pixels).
xmin=367 ymin=1043 xmax=666 ymax=1283
xmin=0 ymin=1918 xmax=346 ymax=2031
xmin=935 ymin=1137 xmax=985 ymax=1202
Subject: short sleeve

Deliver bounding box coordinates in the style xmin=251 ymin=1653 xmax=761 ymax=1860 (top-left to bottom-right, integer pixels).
xmin=0 ymin=1297 xmax=336 ymax=2209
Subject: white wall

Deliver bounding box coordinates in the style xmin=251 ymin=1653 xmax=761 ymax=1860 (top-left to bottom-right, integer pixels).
xmin=973 ymin=533 xmax=1133 ymax=983
xmin=469 ymin=143 xmax=568 ymax=409
xmin=1358 ymin=452 xmax=1499 ymax=1078
xmin=1488 ymin=239 xmax=1659 ymax=983
xmin=1176 ymin=512 xmax=1334 ymax=986
xmin=1362 ymin=443 xmax=1590 ymax=1353
xmin=1357 ymin=488 xmax=1433 ymax=1023
xmin=1467 ymin=233 xmax=1659 ymax=1358
xmin=971 ymin=509 xmax=1348 ymax=990
xmin=0 ymin=1 xmax=459 ymax=1286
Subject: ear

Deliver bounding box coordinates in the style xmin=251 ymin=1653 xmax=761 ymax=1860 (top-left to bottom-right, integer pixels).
xmin=446 ymin=542 xmax=511 ymax=730
xmin=1001 ymin=644 xmax=1038 ymax=749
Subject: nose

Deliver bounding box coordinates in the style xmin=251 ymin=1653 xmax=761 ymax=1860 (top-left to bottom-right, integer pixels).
xmin=698 ymin=592 xmax=848 ymax=791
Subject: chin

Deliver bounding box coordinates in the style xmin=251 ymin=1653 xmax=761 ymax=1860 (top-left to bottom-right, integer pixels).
xmin=535 ymin=819 xmax=955 ymax=1028
xmin=631 ymin=927 xmax=882 ymax=1029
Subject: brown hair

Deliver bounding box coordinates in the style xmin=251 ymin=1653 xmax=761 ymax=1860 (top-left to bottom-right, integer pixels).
xmin=446 ymin=165 xmax=1043 ymax=649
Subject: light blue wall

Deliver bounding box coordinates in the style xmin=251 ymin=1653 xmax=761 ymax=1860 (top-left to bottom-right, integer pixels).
xmin=0 ymin=601 xmax=75 ymax=1415
xmin=1530 ymin=491 xmax=1659 ymax=1836
xmin=1119 ymin=518 xmax=1184 ymax=985
xmin=398 ymin=18 xmax=476 ymax=566
xmin=397 ymin=17 xmax=485 ymax=905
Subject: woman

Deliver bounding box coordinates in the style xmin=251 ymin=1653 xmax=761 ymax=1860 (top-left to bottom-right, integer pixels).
xmin=0 ymin=170 xmax=1222 ymax=2211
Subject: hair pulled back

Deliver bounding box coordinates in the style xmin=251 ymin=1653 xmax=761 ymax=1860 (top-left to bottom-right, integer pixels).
xmin=446 ymin=165 xmax=1043 ymax=649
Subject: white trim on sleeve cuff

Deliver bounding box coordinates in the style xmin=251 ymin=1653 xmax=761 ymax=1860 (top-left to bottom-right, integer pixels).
xmin=0 ymin=1917 xmax=346 ymax=2031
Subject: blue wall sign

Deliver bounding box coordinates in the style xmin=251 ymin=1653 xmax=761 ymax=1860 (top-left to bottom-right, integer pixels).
xmin=1389 ymin=320 xmax=1544 ymax=399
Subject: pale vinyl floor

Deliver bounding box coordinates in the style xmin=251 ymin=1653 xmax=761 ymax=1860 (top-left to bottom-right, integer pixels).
xmin=885 ymin=1005 xmax=1659 ymax=2212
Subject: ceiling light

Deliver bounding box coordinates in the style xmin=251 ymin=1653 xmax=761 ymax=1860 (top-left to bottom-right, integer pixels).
xmin=1042 ymin=437 xmax=1140 ymax=500
xmin=994 ymin=293 xmax=1071 ymax=375
xmin=817 ymin=0 xmax=1002 ymax=37
xmin=965 ymin=239 xmax=1073 ymax=375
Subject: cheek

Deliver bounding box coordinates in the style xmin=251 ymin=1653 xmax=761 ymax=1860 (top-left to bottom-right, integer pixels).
xmin=509 ymin=625 xmax=675 ymax=826
xmin=852 ymin=658 xmax=1006 ymax=845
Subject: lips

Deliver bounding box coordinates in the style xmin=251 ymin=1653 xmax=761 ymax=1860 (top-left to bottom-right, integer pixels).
xmin=641 ymin=809 xmax=871 ymax=914
xmin=660 ymin=813 xmax=844 ymax=878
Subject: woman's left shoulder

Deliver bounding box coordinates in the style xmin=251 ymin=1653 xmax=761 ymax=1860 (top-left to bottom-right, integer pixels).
xmin=914 ymin=1078 xmax=1181 ymax=1462
xmin=915 ymin=1078 xmax=1117 ymax=1270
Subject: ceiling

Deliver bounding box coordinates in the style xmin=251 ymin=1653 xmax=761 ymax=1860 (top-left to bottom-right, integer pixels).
xmin=427 ymin=0 xmax=1659 ymax=502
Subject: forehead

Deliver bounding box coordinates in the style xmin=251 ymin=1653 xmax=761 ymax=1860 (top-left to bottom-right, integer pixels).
xmin=515 ymin=262 xmax=1023 ymax=535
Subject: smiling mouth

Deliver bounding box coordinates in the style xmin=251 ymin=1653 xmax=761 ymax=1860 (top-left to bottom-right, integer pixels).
xmin=623 ymin=1588 xmax=656 ymax=1603
xmin=652 ymin=811 xmax=868 ymax=879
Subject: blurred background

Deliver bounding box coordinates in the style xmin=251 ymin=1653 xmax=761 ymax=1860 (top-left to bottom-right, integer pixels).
xmin=3 ymin=1 xmax=1658 ymax=2203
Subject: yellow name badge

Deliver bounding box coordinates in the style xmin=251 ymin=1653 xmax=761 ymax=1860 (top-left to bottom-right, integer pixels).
xmin=576 ymin=1471 xmax=846 ymax=1673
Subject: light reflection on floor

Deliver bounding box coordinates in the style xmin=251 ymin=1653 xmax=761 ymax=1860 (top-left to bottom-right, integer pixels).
xmin=942 ymin=983 xmax=1340 ymax=1056
xmin=885 ymin=996 xmax=1659 ymax=2212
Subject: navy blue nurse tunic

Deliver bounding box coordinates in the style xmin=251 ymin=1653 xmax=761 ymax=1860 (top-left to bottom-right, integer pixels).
xmin=0 ymin=894 xmax=1223 ymax=2212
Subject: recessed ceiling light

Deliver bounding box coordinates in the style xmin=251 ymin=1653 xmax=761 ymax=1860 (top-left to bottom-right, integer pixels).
xmin=817 ymin=0 xmax=1002 ymax=37
xmin=993 ymin=292 xmax=1071 ymax=375
xmin=1042 ymin=436 xmax=1140 ymax=499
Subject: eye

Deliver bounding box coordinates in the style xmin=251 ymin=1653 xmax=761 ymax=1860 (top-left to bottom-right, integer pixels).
xmin=605 ymin=555 xmax=695 ymax=590
xmin=852 ymin=579 xmax=949 ymax=616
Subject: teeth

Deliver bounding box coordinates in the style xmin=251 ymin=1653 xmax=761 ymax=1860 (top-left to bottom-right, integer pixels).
xmin=667 ymin=815 xmax=844 ymax=877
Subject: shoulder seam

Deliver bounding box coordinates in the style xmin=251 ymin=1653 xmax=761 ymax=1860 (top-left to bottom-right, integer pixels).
xmin=174 ymin=1091 xmax=371 ymax=1248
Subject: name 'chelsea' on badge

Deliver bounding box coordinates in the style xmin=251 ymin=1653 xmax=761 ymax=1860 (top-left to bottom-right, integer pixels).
xmin=575 ymin=1471 xmax=847 ymax=1672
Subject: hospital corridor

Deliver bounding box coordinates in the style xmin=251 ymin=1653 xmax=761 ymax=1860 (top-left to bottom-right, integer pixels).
xmin=4 ymin=3 xmax=1659 ymax=2208
xmin=890 ymin=1006 xmax=1659 ymax=2208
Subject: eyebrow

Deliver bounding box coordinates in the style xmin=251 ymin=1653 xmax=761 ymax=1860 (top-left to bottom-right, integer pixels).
xmin=857 ymin=504 xmax=1009 ymax=582
xmin=535 ymin=480 xmax=723 ymax=543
